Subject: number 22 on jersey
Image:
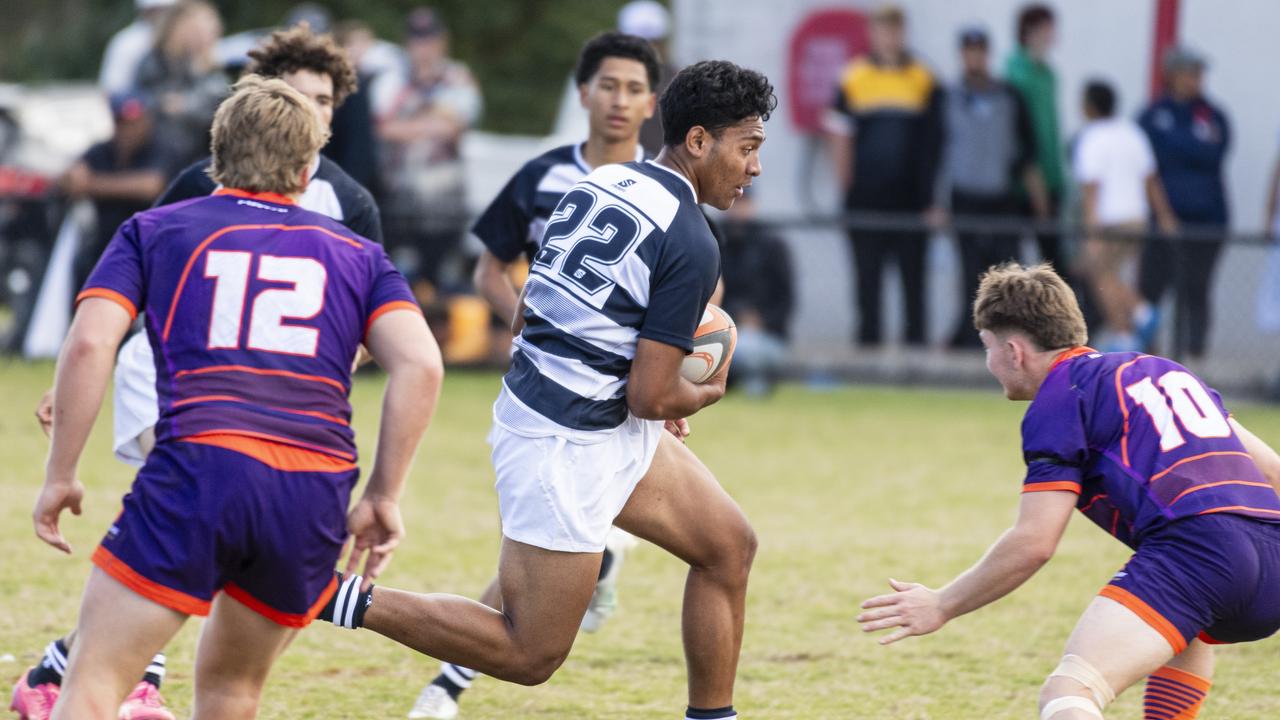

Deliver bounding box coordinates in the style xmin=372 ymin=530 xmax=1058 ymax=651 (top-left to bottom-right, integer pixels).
xmin=1125 ymin=370 xmax=1231 ymax=452
xmin=204 ymin=250 xmax=327 ymax=356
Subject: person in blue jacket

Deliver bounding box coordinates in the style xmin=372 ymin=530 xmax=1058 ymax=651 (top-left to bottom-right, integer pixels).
xmin=1137 ymin=47 xmax=1230 ymax=360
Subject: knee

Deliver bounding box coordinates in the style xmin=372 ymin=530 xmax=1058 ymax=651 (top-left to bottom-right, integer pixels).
xmin=495 ymin=647 xmax=570 ymax=687
xmin=698 ymin=519 xmax=757 ymax=585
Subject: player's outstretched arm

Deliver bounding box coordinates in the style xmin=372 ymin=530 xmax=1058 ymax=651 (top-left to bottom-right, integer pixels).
xmin=35 ymin=298 xmax=132 ymax=553
xmin=626 ymin=338 xmax=727 ymax=421
xmin=350 ymin=309 xmax=444 ymax=587
xmin=857 ymin=490 xmax=1076 ymax=645
xmin=1231 ymin=418 xmax=1280 ymax=494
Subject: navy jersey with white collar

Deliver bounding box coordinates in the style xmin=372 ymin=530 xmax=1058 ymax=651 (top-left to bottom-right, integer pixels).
xmin=472 ymin=142 xmax=647 ymax=264
xmin=497 ymin=160 xmax=720 ymax=437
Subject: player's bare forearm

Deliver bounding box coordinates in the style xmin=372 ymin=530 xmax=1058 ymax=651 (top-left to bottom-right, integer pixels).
xmin=627 ymin=338 xmax=726 ymax=420
xmin=46 ymin=299 xmax=132 ymax=477
xmin=1231 ymin=418 xmax=1280 ymax=493
xmin=364 ymin=311 xmax=444 ymax=501
xmin=938 ymin=490 xmax=1075 ymax=620
xmin=473 ymin=250 xmax=520 ymax=328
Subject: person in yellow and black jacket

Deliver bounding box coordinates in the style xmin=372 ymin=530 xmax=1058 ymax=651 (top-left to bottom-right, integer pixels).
xmin=825 ymin=4 xmax=944 ymax=347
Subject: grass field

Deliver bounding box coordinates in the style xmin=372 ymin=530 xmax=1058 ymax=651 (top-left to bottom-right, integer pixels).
xmin=3 ymin=360 xmax=1280 ymax=718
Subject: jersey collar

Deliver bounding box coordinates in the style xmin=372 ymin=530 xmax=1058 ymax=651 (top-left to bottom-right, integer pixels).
xmin=1049 ymin=345 xmax=1097 ymax=372
xmin=213 ymin=188 xmax=298 ymax=206
xmin=644 ymin=159 xmax=698 ymax=202
xmin=573 ymin=142 xmax=646 ymax=174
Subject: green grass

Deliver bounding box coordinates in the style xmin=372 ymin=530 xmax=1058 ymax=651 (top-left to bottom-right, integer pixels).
xmin=3 ymin=360 xmax=1280 ymax=718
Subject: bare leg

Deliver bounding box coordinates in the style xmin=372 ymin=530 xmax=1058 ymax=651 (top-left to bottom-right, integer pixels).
xmin=614 ymin=432 xmax=757 ymax=709
xmin=192 ymin=592 xmax=299 ymax=720
xmin=363 ymin=539 xmax=600 ymax=685
xmin=52 ymin=568 xmax=186 ymax=720
xmin=1039 ymin=595 xmax=1176 ymax=718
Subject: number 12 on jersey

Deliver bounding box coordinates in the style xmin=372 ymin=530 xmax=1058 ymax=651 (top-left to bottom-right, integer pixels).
xmin=204 ymin=250 xmax=327 ymax=356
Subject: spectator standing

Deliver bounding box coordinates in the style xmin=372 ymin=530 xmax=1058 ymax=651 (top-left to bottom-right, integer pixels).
xmin=1138 ymin=47 xmax=1230 ymax=359
xmin=1073 ymin=80 xmax=1179 ymax=352
xmin=824 ymin=4 xmax=944 ymax=347
xmin=99 ymin=0 xmax=176 ymax=95
xmin=617 ymin=0 xmax=675 ymax=156
xmin=61 ymin=91 xmax=172 ymax=293
xmin=377 ymin=7 xmax=481 ymax=293
xmin=720 ymin=192 xmax=794 ymax=396
xmin=328 ymin=20 xmax=385 ymax=193
xmin=1004 ymin=4 xmax=1067 ymax=270
xmin=943 ymin=26 xmax=1049 ymax=348
xmin=134 ymin=0 xmax=228 ymax=171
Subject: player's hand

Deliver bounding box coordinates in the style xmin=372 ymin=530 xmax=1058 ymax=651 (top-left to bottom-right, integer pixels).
xmin=344 ymin=493 xmax=404 ymax=591
xmin=664 ymin=418 xmax=691 ymax=442
xmin=33 ymin=476 xmax=85 ymax=554
xmin=857 ymin=578 xmax=947 ymax=645
xmin=35 ymin=389 xmax=54 ymax=438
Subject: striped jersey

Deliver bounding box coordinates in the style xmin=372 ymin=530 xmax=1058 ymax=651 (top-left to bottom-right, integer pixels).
xmin=496 ymin=160 xmax=720 ymax=439
xmin=79 ymin=188 xmax=418 ymax=466
xmin=1021 ymin=347 xmax=1280 ymax=547
xmin=471 ymin=142 xmax=646 ymax=263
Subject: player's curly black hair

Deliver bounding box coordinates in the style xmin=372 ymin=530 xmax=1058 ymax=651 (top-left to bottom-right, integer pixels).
xmin=660 ymin=60 xmax=776 ymax=146
xmin=574 ymin=31 xmax=661 ymax=91
xmin=245 ymin=25 xmax=358 ymax=108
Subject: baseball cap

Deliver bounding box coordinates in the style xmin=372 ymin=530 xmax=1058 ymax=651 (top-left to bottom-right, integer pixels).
xmin=617 ymin=0 xmax=670 ymax=41
xmin=1163 ymin=46 xmax=1207 ymax=73
xmin=959 ymin=25 xmax=989 ymax=47
xmin=135 ymin=0 xmax=176 ymax=10
xmin=109 ymin=90 xmax=152 ymax=121
xmin=405 ymin=7 xmax=446 ymax=39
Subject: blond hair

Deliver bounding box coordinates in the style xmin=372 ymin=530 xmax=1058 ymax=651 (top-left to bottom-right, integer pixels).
xmin=207 ymin=75 xmax=330 ymax=195
xmin=973 ymin=262 xmax=1088 ymax=350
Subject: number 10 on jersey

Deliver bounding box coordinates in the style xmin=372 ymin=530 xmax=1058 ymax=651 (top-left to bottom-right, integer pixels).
xmin=204 ymin=250 xmax=327 ymax=356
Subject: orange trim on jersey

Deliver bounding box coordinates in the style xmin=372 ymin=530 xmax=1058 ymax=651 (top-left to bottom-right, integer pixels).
xmin=1048 ymin=346 xmax=1097 ymax=372
xmin=75 ymin=288 xmax=138 ymax=320
xmin=364 ymin=300 xmax=423 ymax=338
xmin=1112 ymin=355 xmax=1151 ymax=468
xmin=1197 ymin=505 xmax=1280 ymax=517
xmin=92 ymin=545 xmax=211 ymax=616
xmin=1196 ymin=630 xmax=1227 ymax=645
xmin=1150 ymin=451 xmax=1253 ymax=484
xmin=222 ymin=575 xmax=338 ymax=628
xmin=173 ymin=395 xmax=349 ymax=426
xmin=213 ymin=187 xmax=298 ymax=206
xmin=1169 ymin=480 xmax=1275 ymax=506
xmin=1150 ymin=664 xmax=1212 ymax=693
xmin=174 ymin=364 xmax=346 ymax=391
xmin=1099 ymin=584 xmax=1186 ymax=653
xmin=162 ymin=223 xmax=362 ymax=341
xmin=1022 ymin=481 xmax=1082 ymax=494
xmin=181 ymin=432 xmax=356 ymax=470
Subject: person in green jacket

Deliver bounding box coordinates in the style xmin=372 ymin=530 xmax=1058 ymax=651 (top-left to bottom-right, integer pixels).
xmin=1005 ymin=3 xmax=1064 ymax=271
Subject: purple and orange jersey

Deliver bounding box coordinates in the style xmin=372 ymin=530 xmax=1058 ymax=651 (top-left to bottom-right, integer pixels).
xmin=1021 ymin=347 xmax=1280 ymax=547
xmin=79 ymin=188 xmax=418 ymax=467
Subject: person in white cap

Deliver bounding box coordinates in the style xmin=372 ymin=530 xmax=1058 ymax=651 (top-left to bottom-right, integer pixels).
xmin=99 ymin=0 xmax=177 ymax=95
xmin=617 ymin=0 xmax=675 ymax=155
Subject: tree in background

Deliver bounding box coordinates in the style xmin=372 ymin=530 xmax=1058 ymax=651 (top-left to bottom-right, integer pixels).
xmin=1 ymin=0 xmax=649 ymax=135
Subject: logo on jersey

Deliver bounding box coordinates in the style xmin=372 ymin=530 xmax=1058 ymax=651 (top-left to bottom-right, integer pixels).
xmin=614 ymin=179 xmax=637 ymax=190
xmin=237 ymin=199 xmax=288 ymax=214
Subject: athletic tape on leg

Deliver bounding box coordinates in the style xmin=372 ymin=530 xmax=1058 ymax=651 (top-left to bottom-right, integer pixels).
xmin=1049 ymin=654 xmax=1116 ymax=708
xmin=1041 ymin=696 xmax=1104 ymax=719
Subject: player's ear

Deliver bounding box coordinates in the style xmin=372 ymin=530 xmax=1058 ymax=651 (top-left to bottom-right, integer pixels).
xmin=578 ymin=82 xmax=590 ymax=109
xmin=685 ymin=126 xmax=709 ymax=158
xmin=644 ymin=92 xmax=656 ymax=120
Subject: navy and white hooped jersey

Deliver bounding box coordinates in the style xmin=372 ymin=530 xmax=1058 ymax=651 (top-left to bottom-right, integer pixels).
xmin=472 ymin=143 xmax=646 ymax=264
xmin=496 ymin=160 xmax=721 ymax=439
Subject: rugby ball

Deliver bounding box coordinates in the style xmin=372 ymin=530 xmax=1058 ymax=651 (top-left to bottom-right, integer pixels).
xmin=680 ymin=304 xmax=737 ymax=383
